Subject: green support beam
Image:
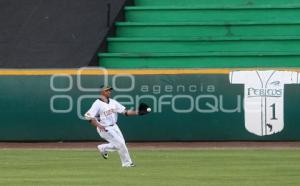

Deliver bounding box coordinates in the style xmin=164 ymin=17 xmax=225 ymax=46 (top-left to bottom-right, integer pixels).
xmin=116 ymin=22 xmax=300 ymax=38
xmin=99 ymin=52 xmax=300 ymax=68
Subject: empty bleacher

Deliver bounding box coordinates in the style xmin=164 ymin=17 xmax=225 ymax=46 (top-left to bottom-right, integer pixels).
xmin=99 ymin=0 xmax=300 ymax=68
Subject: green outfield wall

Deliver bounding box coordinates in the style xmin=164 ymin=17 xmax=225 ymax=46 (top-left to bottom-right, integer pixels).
xmin=1 ymin=68 xmax=300 ymax=141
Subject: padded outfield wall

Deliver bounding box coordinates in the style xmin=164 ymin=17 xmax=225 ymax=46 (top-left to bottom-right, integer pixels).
xmin=0 ymin=68 xmax=300 ymax=141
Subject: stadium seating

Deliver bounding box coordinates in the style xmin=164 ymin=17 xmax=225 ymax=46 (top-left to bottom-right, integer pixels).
xmin=99 ymin=0 xmax=300 ymax=68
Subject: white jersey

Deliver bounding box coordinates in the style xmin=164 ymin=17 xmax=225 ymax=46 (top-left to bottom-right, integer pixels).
xmin=85 ymin=98 xmax=126 ymax=127
xmin=229 ymin=70 xmax=299 ymax=136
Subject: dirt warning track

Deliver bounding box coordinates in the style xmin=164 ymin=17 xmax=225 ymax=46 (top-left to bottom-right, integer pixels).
xmin=0 ymin=141 xmax=300 ymax=149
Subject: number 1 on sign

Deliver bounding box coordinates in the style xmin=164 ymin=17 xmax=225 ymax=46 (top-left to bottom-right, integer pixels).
xmin=270 ymin=103 xmax=278 ymax=120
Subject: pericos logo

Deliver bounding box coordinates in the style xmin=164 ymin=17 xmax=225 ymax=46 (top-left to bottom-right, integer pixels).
xmin=247 ymin=88 xmax=283 ymax=97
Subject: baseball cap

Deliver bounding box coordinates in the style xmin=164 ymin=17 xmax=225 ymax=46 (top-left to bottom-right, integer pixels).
xmin=100 ymin=84 xmax=113 ymax=91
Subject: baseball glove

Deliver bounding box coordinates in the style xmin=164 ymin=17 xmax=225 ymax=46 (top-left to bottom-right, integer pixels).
xmin=138 ymin=103 xmax=150 ymax=115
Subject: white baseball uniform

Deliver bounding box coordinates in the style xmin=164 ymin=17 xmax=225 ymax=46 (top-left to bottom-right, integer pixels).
xmin=85 ymin=98 xmax=133 ymax=166
xmin=229 ymin=70 xmax=299 ymax=136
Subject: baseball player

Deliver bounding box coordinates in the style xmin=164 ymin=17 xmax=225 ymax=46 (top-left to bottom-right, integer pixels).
xmin=84 ymin=85 xmax=150 ymax=167
xmin=229 ymin=70 xmax=300 ymax=136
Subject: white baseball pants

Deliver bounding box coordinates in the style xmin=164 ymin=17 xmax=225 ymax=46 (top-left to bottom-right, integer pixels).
xmin=97 ymin=125 xmax=133 ymax=166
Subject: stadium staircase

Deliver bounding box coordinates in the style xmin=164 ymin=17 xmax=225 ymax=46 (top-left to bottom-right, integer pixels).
xmin=98 ymin=0 xmax=300 ymax=68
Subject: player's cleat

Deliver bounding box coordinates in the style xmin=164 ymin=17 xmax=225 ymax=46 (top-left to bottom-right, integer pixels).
xmin=122 ymin=163 xmax=135 ymax=168
xmin=101 ymin=151 xmax=108 ymax=159
xmin=97 ymin=145 xmax=108 ymax=159
xmin=129 ymin=163 xmax=135 ymax=167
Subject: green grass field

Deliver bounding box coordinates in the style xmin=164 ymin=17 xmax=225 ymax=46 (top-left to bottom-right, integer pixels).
xmin=0 ymin=149 xmax=299 ymax=186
